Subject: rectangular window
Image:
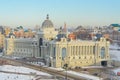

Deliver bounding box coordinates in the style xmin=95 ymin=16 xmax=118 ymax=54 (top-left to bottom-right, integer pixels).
xmin=53 ymin=47 xmax=56 ymax=57
xmin=93 ymin=46 xmax=95 ymax=54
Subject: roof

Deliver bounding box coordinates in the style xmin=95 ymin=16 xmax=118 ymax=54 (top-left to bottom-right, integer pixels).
xmin=41 ymin=14 xmax=54 ymax=28
xmin=110 ymin=24 xmax=120 ymax=27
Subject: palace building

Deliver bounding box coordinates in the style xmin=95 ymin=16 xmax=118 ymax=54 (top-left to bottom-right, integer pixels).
xmin=38 ymin=15 xmax=110 ymax=68
xmin=42 ymin=36 xmax=110 ymax=68
xmin=3 ymin=15 xmax=110 ymax=68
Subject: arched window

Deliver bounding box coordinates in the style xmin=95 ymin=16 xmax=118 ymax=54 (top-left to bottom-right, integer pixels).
xmin=101 ymin=47 xmax=105 ymax=59
xmin=62 ymin=48 xmax=66 ymax=60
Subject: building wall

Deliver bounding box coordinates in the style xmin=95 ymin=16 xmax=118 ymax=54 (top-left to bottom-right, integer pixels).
xmin=42 ymin=28 xmax=58 ymax=40
xmin=45 ymin=38 xmax=110 ymax=68
xmin=4 ymin=37 xmax=39 ymax=58
xmin=0 ymin=32 xmax=4 ymax=50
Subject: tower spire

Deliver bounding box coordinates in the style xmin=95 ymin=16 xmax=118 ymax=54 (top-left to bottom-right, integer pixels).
xmin=64 ymin=22 xmax=67 ymax=33
xmin=46 ymin=14 xmax=49 ymax=20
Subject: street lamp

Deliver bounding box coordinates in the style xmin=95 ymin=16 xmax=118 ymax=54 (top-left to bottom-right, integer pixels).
xmin=63 ymin=63 xmax=68 ymax=80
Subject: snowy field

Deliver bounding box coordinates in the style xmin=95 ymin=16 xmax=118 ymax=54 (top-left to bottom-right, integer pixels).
xmin=0 ymin=65 xmax=52 ymax=80
xmin=109 ymin=44 xmax=120 ymax=61
xmin=0 ymin=73 xmax=33 ymax=80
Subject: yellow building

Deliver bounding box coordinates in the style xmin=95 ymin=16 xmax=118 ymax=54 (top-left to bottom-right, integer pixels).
xmin=43 ymin=37 xmax=110 ymax=68
xmin=3 ymin=15 xmax=110 ymax=69
xmin=0 ymin=32 xmax=4 ymax=50
xmin=4 ymin=27 xmax=11 ymax=37
xmin=37 ymin=15 xmax=110 ymax=68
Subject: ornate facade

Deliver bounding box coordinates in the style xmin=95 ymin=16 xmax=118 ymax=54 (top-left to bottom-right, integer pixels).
xmin=43 ymin=37 xmax=110 ymax=68
xmin=38 ymin=15 xmax=110 ymax=68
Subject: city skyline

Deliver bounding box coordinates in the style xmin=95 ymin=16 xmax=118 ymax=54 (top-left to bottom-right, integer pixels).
xmin=0 ymin=0 xmax=120 ymax=28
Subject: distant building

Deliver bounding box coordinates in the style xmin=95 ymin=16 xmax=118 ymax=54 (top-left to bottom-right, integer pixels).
xmin=13 ymin=27 xmax=36 ymax=38
xmin=0 ymin=26 xmax=4 ymax=34
xmin=4 ymin=27 xmax=11 ymax=37
xmin=110 ymin=24 xmax=120 ymax=31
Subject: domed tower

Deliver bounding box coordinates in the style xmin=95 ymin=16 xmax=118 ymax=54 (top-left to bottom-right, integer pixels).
xmin=42 ymin=14 xmax=54 ymax=29
xmin=38 ymin=14 xmax=58 ymax=41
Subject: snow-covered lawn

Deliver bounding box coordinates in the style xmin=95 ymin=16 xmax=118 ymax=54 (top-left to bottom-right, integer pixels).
xmin=0 ymin=65 xmax=52 ymax=80
xmin=0 ymin=65 xmax=51 ymax=76
xmin=48 ymin=66 xmax=101 ymax=80
xmin=109 ymin=44 xmax=120 ymax=61
xmin=0 ymin=73 xmax=33 ymax=80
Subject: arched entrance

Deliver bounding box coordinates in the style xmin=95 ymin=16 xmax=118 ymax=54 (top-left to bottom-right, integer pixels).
xmin=101 ymin=61 xmax=107 ymax=66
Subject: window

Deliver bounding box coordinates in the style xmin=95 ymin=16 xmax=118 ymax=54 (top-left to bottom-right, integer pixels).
xmin=35 ymin=43 xmax=37 ymax=45
xmin=101 ymin=47 xmax=105 ymax=59
xmin=90 ymin=46 xmax=92 ymax=54
xmin=76 ymin=46 xmax=78 ymax=55
xmin=53 ymin=47 xmax=56 ymax=57
xmin=62 ymin=48 xmax=66 ymax=60
xmin=39 ymin=38 xmax=43 ymax=47
xmin=93 ymin=46 xmax=95 ymax=54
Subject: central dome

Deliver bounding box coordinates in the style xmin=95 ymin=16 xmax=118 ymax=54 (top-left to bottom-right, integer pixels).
xmin=42 ymin=14 xmax=54 ymax=28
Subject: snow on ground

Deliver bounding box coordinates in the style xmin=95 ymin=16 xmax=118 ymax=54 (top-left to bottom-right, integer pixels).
xmin=48 ymin=66 xmax=101 ymax=80
xmin=109 ymin=44 xmax=120 ymax=61
xmin=0 ymin=65 xmax=52 ymax=80
xmin=82 ymin=66 xmax=105 ymax=69
xmin=0 ymin=52 xmax=3 ymax=56
xmin=0 ymin=73 xmax=33 ymax=80
xmin=110 ymin=43 xmax=119 ymax=49
xmin=67 ymin=71 xmax=102 ymax=80
xmin=0 ymin=65 xmax=51 ymax=76
xmin=110 ymin=50 xmax=120 ymax=61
